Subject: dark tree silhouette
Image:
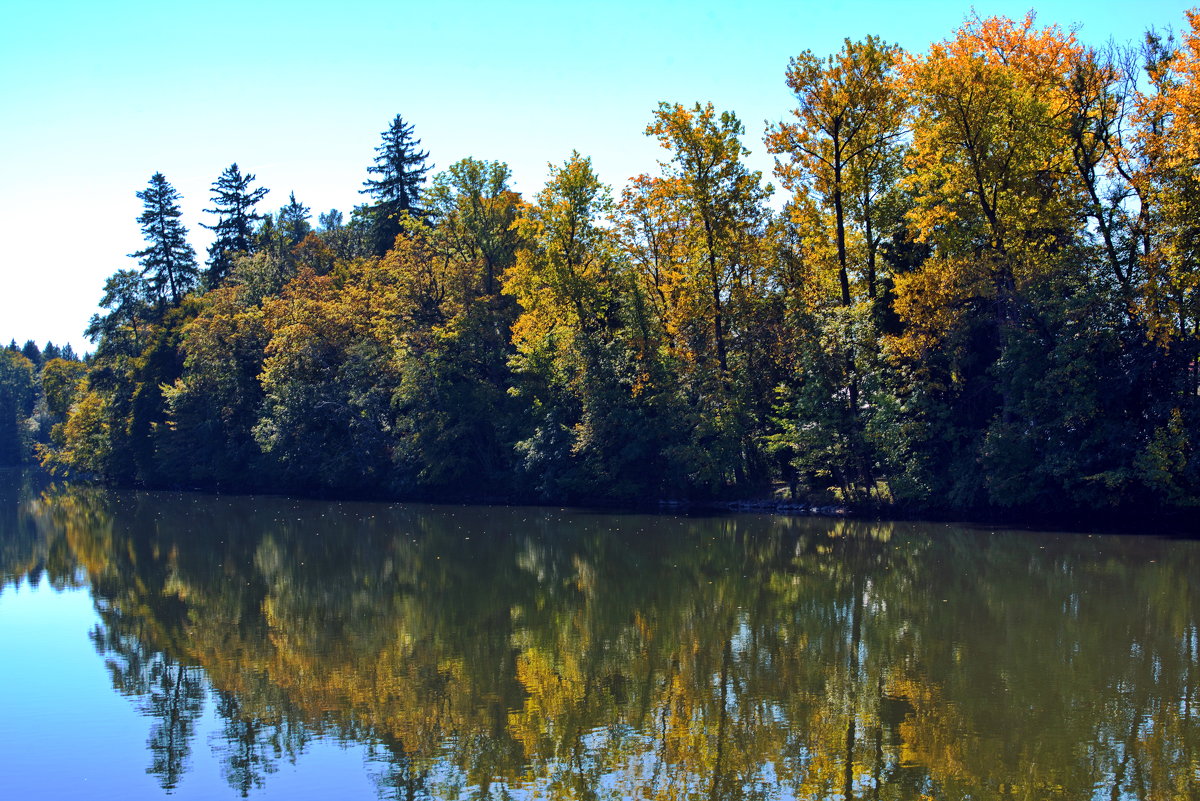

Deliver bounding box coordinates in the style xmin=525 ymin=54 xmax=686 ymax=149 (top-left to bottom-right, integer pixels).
xmin=201 ymin=163 xmax=269 ymax=287
xmin=361 ymin=114 xmax=431 ymax=255
xmin=131 ymin=173 xmax=198 ymax=304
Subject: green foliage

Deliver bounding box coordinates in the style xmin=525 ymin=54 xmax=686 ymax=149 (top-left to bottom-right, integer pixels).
xmin=201 ymin=163 xmax=269 ymax=287
xmin=131 ymin=172 xmax=198 ymax=304
xmin=362 ymin=114 xmax=431 ymax=256
xmin=44 ymin=14 xmax=1200 ymax=515
xmin=0 ymin=351 xmax=36 ymax=464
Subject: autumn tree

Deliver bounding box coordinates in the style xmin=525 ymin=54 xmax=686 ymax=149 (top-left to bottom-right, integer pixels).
xmin=896 ymin=14 xmax=1081 ymax=354
xmin=644 ymin=102 xmax=775 ymax=492
xmin=768 ymin=36 xmax=906 ymax=307
xmin=505 ymin=152 xmax=672 ymax=499
xmin=253 ymin=266 xmax=398 ymax=493
xmin=41 ymin=357 xmax=87 ymax=423
xmin=765 ymin=36 xmax=907 ymax=501
xmin=387 ymin=159 xmax=524 ymax=495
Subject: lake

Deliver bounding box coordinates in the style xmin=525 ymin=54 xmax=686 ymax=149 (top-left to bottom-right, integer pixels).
xmin=0 ymin=468 xmax=1197 ymax=799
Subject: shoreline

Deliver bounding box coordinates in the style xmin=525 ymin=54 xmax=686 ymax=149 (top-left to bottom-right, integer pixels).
xmin=6 ymin=464 xmax=1195 ymax=539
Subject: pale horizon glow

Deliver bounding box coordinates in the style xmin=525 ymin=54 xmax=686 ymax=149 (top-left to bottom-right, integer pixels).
xmin=0 ymin=0 xmax=1189 ymax=355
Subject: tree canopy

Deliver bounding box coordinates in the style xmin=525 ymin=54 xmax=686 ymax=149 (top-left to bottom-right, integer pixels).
xmin=34 ymin=15 xmax=1200 ymax=521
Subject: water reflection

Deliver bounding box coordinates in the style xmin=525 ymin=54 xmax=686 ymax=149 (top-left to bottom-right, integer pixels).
xmin=1 ymin=471 xmax=1198 ymax=800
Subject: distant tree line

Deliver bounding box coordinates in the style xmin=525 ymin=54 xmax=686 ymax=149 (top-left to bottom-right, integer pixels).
xmin=0 ymin=340 xmax=84 ymax=465
xmin=23 ymin=12 xmax=1200 ymax=518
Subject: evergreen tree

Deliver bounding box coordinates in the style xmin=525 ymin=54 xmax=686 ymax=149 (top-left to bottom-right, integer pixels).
xmin=131 ymin=173 xmax=198 ymax=304
xmin=361 ymin=114 xmax=431 ymax=255
xmin=21 ymin=340 xmax=41 ymax=367
xmin=42 ymin=342 xmax=61 ymax=361
xmin=201 ymin=163 xmax=269 ymax=287
xmin=278 ymin=192 xmax=312 ymax=247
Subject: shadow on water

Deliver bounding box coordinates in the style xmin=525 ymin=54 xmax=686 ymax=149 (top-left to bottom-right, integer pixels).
xmin=1 ymin=471 xmax=1198 ymax=800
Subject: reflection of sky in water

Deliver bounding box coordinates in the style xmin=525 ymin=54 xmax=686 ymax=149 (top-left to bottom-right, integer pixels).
xmin=0 ymin=581 xmax=379 ymax=800
xmin=1 ymin=475 xmax=1197 ymax=801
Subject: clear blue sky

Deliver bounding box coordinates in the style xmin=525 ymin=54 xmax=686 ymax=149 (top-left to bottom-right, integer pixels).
xmin=0 ymin=0 xmax=1191 ymax=355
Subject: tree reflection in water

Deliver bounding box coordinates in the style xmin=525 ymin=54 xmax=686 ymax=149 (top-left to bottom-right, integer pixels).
xmin=1 ymin=475 xmax=1198 ymax=800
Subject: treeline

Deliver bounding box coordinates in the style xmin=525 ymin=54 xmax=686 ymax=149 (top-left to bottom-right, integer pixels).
xmin=0 ymin=341 xmax=84 ymax=465
xmin=21 ymin=12 xmax=1200 ymax=515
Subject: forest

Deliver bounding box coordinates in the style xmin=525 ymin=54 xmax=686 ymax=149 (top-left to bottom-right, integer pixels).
xmin=3 ymin=11 xmax=1200 ymax=519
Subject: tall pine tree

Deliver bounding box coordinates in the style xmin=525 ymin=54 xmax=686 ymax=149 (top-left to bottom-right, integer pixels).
xmin=201 ymin=163 xmax=269 ymax=287
xmin=131 ymin=173 xmax=198 ymax=304
xmin=361 ymin=114 xmax=431 ymax=255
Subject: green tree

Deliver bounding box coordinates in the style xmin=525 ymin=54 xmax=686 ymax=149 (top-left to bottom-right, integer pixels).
xmin=423 ymin=158 xmax=522 ymax=296
xmin=41 ymin=357 xmax=87 ymax=422
xmin=159 ymin=284 xmax=268 ymax=489
xmin=317 ymin=206 xmax=374 ymax=261
xmin=85 ymin=270 xmax=154 ymax=358
xmin=387 ymin=159 xmax=524 ymax=496
xmin=20 ymin=340 xmax=41 ymax=368
xmin=277 ymin=192 xmax=312 ymax=247
xmin=362 ymin=114 xmax=431 ymax=256
xmin=201 ymin=163 xmax=269 ymax=288
xmin=132 ymin=173 xmax=199 ymax=304
xmin=0 ymin=350 xmax=36 ymax=464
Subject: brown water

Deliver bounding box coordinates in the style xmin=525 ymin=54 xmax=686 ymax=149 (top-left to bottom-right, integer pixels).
xmin=0 ymin=468 xmax=1197 ymax=799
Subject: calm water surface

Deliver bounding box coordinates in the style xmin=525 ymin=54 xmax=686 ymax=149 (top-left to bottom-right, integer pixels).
xmin=1 ymin=469 xmax=1197 ymax=800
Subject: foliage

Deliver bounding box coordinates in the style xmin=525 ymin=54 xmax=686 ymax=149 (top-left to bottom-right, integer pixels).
xmin=40 ymin=15 xmax=1200 ymax=514
xmin=201 ymin=163 xmax=269 ymax=287
xmin=362 ymin=113 xmax=432 ymax=256
xmin=0 ymin=351 xmax=36 ymax=464
xmin=131 ymin=172 xmax=199 ymax=304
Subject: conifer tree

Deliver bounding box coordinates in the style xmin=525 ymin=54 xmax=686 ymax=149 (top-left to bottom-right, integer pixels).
xmin=201 ymin=163 xmax=269 ymax=287
xmin=20 ymin=340 xmax=41 ymax=368
xmin=361 ymin=114 xmax=431 ymax=255
xmin=131 ymin=173 xmax=198 ymax=304
xmin=278 ymin=192 xmax=312 ymax=246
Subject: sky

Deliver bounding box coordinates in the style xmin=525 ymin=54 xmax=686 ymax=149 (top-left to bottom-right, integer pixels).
xmin=0 ymin=0 xmax=1192 ymax=355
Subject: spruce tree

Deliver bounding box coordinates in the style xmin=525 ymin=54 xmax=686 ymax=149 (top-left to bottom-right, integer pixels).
xmin=201 ymin=163 xmax=269 ymax=287
xmin=361 ymin=114 xmax=431 ymax=255
xmin=278 ymin=192 xmax=312 ymax=246
xmin=131 ymin=173 xmax=198 ymax=304
xmin=20 ymin=340 xmax=41 ymax=368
